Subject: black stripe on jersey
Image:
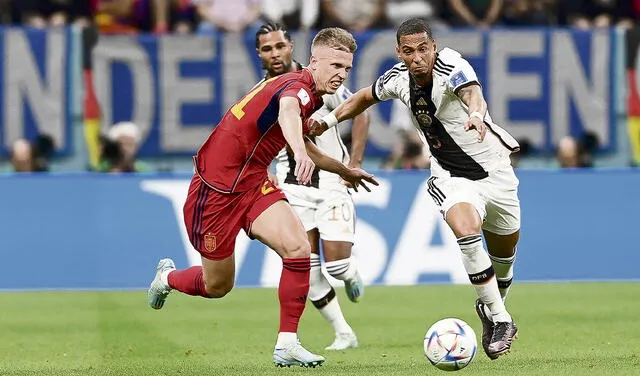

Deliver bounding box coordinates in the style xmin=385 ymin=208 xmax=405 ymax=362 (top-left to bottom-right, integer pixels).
xmin=382 ymin=66 xmax=407 ymax=82
xmin=432 ymin=66 xmax=451 ymax=77
xmin=485 ymin=121 xmax=519 ymax=152
xmin=435 ymin=59 xmax=455 ymax=70
xmin=453 ymin=80 xmax=481 ymax=96
xmin=284 ymin=146 xmax=320 ymax=188
xmin=409 ymin=75 xmax=488 ymax=181
xmin=383 ymin=72 xmax=399 ymax=84
xmin=434 ymin=64 xmax=453 ymax=75
xmin=371 ymin=79 xmax=382 ymax=101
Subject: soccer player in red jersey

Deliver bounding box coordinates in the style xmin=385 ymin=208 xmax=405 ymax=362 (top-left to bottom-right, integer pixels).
xmin=147 ymin=27 xmax=378 ymax=368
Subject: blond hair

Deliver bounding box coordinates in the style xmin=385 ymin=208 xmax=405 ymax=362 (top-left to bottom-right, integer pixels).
xmin=311 ymin=28 xmax=357 ymax=54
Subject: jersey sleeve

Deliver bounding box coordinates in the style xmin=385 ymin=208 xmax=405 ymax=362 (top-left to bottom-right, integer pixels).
xmin=280 ymin=84 xmax=315 ymax=112
xmin=444 ymin=54 xmax=481 ymax=95
xmin=371 ymin=64 xmax=405 ymax=101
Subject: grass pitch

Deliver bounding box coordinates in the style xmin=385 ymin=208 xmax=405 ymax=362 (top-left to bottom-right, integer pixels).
xmin=0 ymin=283 xmax=638 ymax=375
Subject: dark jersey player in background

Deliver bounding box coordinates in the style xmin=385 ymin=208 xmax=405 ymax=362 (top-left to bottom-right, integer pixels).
xmin=147 ymin=27 xmax=378 ymax=368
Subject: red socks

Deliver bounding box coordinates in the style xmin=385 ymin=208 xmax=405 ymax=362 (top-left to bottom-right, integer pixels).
xmin=167 ymin=266 xmax=210 ymax=298
xmin=166 ymin=257 xmax=311 ymax=332
xmin=278 ymin=258 xmax=311 ymax=333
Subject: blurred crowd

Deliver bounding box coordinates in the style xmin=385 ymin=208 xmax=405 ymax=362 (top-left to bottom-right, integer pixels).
xmin=0 ymin=0 xmax=633 ymax=172
xmin=0 ymin=0 xmax=638 ymax=34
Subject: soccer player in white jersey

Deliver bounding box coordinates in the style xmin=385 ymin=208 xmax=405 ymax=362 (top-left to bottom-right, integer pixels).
xmin=310 ymin=18 xmax=520 ymax=359
xmin=255 ymin=22 xmax=370 ymax=351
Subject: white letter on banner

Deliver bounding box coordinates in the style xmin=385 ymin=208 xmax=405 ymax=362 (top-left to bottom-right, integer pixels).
xmin=488 ymin=31 xmax=545 ymax=147
xmin=437 ymin=31 xmax=483 ymax=57
xmin=222 ymin=33 xmax=260 ymax=110
xmin=259 ymin=178 xmax=393 ymax=288
xmin=140 ymin=180 xmax=252 ymax=270
xmin=384 ymin=180 xmax=468 ymax=285
xmin=551 ymin=30 xmax=609 ymax=146
xmin=160 ymin=36 xmax=215 ymax=152
xmin=93 ymin=36 xmax=154 ymax=141
xmin=4 ymin=29 xmax=65 ymax=149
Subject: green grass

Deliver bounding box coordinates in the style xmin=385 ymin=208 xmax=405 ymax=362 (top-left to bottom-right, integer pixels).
xmin=0 ymin=283 xmax=639 ymax=375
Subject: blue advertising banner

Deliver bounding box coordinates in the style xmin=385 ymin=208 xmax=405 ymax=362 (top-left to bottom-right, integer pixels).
xmin=93 ymin=28 xmax=616 ymax=157
xmin=0 ymin=28 xmax=74 ymax=156
xmin=0 ymin=169 xmax=637 ymax=290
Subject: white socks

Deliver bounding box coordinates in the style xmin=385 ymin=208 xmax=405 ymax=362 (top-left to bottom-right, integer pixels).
xmin=276 ymin=332 xmax=298 ymax=348
xmin=457 ymin=235 xmax=511 ymax=323
xmin=309 ymin=253 xmax=353 ymax=334
xmin=325 ymin=257 xmax=357 ymax=282
xmin=489 ymin=251 xmax=516 ymax=301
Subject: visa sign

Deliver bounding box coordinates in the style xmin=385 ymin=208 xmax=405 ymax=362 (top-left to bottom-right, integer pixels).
xmin=141 ymin=174 xmax=468 ymax=287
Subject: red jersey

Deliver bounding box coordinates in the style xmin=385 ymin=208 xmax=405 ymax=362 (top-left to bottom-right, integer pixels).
xmin=195 ymin=69 xmax=323 ymax=193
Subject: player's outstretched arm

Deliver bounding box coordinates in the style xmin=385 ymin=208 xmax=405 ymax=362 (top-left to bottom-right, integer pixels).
xmin=458 ymin=84 xmax=489 ymax=142
xmin=304 ymin=138 xmax=378 ymax=192
xmin=309 ymin=86 xmax=378 ymax=136
xmin=279 ymin=96 xmax=315 ymax=185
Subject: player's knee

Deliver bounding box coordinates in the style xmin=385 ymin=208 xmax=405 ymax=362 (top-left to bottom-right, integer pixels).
xmin=447 ymin=215 xmax=482 ymax=238
xmin=283 ymin=239 xmax=311 ymax=259
xmin=203 ymin=280 xmax=233 ymax=298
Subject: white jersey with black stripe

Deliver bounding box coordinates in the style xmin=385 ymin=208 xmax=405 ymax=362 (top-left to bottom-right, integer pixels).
xmin=263 ymin=63 xmax=352 ymax=190
xmin=372 ymin=47 xmax=519 ymax=180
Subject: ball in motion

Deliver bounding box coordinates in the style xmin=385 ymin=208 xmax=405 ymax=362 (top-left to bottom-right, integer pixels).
xmin=424 ymin=318 xmax=477 ymax=371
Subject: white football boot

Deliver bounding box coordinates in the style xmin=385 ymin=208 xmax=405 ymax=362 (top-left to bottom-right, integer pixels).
xmin=273 ymin=341 xmax=325 ymax=367
xmin=325 ymin=332 xmax=359 ymax=351
xmin=147 ymin=258 xmax=175 ymax=309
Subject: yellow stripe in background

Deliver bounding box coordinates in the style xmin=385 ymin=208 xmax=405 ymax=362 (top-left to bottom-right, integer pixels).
xmin=84 ymin=118 xmax=101 ymax=170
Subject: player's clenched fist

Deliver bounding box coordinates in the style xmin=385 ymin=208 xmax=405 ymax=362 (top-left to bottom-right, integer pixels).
xmin=339 ymin=168 xmax=379 ymax=192
xmin=294 ymin=152 xmax=315 ymax=185
xmin=308 ymin=118 xmax=329 ymax=136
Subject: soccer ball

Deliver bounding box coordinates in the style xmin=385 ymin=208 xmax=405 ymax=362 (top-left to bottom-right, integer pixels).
xmin=424 ymin=318 xmax=478 ymax=371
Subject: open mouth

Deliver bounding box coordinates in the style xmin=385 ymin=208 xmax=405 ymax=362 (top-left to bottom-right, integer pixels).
xmin=271 ymin=62 xmax=283 ymax=70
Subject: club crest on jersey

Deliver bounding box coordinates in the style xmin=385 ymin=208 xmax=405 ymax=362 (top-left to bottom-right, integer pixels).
xmin=204 ymin=233 xmax=216 ymax=252
xmin=449 ymin=71 xmax=467 ymax=87
xmin=297 ymin=88 xmax=310 ymax=105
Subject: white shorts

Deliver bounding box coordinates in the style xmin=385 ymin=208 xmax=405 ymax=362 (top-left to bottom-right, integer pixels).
xmin=427 ymin=168 xmax=521 ymax=235
xmin=280 ymin=183 xmax=355 ymax=243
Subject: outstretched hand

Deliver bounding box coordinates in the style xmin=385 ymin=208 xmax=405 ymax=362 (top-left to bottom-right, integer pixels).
xmin=308 ymin=119 xmax=329 ymax=136
xmin=340 ymin=167 xmax=379 ymax=192
xmin=464 ymin=116 xmax=487 ymax=142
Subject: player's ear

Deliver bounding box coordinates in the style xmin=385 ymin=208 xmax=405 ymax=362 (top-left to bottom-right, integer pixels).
xmin=309 ymin=55 xmax=317 ymax=70
xmin=395 ymin=46 xmax=401 ymax=60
